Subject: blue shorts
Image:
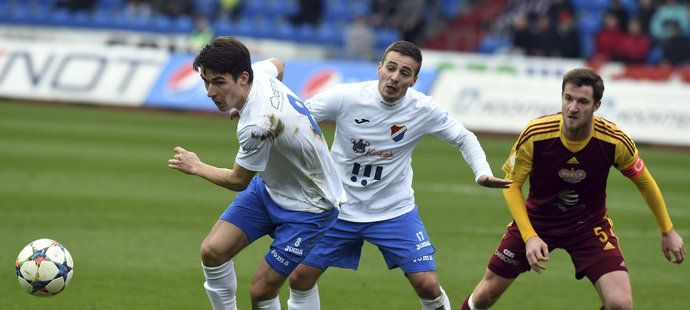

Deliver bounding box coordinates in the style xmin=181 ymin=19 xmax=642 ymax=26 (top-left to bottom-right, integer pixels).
xmin=220 ymin=176 xmax=338 ymax=277
xmin=302 ymin=206 xmax=437 ymax=274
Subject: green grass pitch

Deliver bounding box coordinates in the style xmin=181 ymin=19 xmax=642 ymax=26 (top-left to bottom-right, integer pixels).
xmin=1 ymin=101 xmax=688 ymax=309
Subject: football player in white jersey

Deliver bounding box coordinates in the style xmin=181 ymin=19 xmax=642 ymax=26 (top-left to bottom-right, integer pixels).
xmin=167 ymin=37 xmax=345 ymax=310
xmin=286 ymin=41 xmax=512 ymax=309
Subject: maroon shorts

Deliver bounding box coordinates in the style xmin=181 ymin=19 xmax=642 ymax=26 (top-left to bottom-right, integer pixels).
xmin=488 ymin=217 xmax=628 ymax=283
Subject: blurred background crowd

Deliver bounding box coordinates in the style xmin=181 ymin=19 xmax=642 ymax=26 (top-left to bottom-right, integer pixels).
xmin=1 ymin=0 xmax=689 ymax=66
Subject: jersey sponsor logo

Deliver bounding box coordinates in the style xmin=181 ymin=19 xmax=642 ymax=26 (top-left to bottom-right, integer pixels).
xmin=622 ymin=157 xmax=645 ymax=179
xmin=567 ymin=156 xmax=579 ymax=164
xmin=268 ymin=79 xmax=284 ymax=110
xmin=350 ymin=138 xmax=370 ymax=154
xmin=366 ymin=148 xmax=394 ymax=159
xmin=354 ymin=118 xmax=370 ymax=124
xmin=440 ymin=112 xmax=449 ymax=124
xmin=555 ymin=190 xmax=585 ymax=211
xmin=502 ymin=249 xmax=516 ymax=259
xmin=390 ymin=124 xmax=407 ymax=142
xmin=350 ymin=162 xmax=383 ymax=186
xmin=494 ymin=249 xmax=520 ymax=266
xmin=558 ymin=168 xmax=586 ymax=183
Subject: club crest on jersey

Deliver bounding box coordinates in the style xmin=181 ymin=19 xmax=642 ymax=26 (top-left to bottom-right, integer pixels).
xmin=558 ymin=168 xmax=586 ymax=184
xmin=350 ymin=139 xmax=370 ymax=154
xmin=390 ymin=124 xmax=407 ymax=142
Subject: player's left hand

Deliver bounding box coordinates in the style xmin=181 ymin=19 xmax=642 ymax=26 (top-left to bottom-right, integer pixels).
xmin=476 ymin=175 xmax=513 ymax=188
xmin=661 ymin=229 xmax=685 ymax=264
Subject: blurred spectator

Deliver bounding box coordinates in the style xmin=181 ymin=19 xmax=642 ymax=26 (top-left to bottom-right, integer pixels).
xmin=510 ymin=13 xmax=533 ymax=55
xmin=126 ymin=0 xmax=153 ymax=19
xmin=394 ymin=0 xmax=427 ymax=44
xmin=617 ymin=19 xmax=651 ymax=63
xmin=530 ymin=13 xmax=559 ymax=56
xmin=154 ymin=0 xmax=193 ymax=18
xmin=219 ymin=0 xmax=244 ymax=21
xmin=370 ymin=0 xmax=397 ymax=28
xmin=660 ymin=19 xmax=690 ymax=65
xmin=637 ymin=0 xmax=658 ymax=34
xmin=188 ymin=16 xmax=215 ymax=53
xmin=344 ymin=15 xmax=376 ymax=61
xmin=554 ymin=10 xmax=580 ymax=58
xmin=289 ymin=0 xmax=323 ymax=26
xmin=55 ymin=0 xmax=94 ymax=12
xmin=608 ymin=0 xmax=630 ymax=31
xmin=594 ymin=12 xmax=625 ymax=61
xmin=649 ymin=0 xmax=689 ymax=41
xmin=546 ymin=0 xmax=574 ymax=25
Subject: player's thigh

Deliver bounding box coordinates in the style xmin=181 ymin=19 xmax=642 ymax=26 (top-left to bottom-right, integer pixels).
xmin=594 ymin=270 xmax=632 ymax=308
xmin=201 ymin=220 xmax=250 ymax=264
xmin=365 ymin=207 xmax=436 ymax=271
xmin=301 ymin=219 xmax=366 ymax=270
xmin=251 ymin=259 xmax=288 ymax=300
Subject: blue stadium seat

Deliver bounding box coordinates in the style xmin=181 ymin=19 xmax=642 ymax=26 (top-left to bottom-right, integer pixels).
xmin=646 ymin=44 xmax=663 ymax=64
xmin=375 ymin=28 xmax=401 ymax=50
xmin=577 ymin=9 xmax=604 ymax=35
xmin=579 ymin=34 xmax=595 ymax=58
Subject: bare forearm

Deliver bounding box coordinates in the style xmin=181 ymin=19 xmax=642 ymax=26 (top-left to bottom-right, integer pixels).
xmin=194 ymin=164 xmax=249 ymax=192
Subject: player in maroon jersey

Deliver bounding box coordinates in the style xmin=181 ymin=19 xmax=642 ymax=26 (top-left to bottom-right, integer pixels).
xmin=460 ymin=68 xmax=685 ymax=310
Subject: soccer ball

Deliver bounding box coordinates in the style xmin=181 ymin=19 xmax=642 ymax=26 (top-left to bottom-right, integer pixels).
xmin=15 ymin=238 xmax=74 ymax=296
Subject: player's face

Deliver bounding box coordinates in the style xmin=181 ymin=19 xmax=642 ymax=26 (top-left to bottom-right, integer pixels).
xmin=377 ymin=51 xmax=419 ymax=103
xmin=561 ymin=83 xmax=601 ymax=138
xmin=200 ymin=68 xmax=249 ymax=112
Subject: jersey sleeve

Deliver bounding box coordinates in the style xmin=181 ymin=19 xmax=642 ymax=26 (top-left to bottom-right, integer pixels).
xmin=428 ymin=99 xmax=493 ymax=179
xmin=305 ymin=86 xmax=343 ymax=123
xmin=234 ymin=123 xmax=273 ymax=172
xmin=252 ymin=60 xmax=279 ymax=78
xmin=502 ymin=128 xmax=537 ymax=241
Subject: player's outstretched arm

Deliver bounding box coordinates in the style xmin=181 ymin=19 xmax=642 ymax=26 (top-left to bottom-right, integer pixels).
xmin=476 ymin=175 xmax=513 ymax=188
xmin=168 ymin=146 xmax=256 ymax=191
xmin=661 ymin=228 xmax=685 ymax=264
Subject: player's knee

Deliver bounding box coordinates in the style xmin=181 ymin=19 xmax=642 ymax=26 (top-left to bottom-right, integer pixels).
xmin=249 ymin=279 xmax=281 ymax=301
xmin=200 ymin=240 xmax=226 ymax=266
xmin=411 ymin=274 xmax=441 ymax=299
xmin=603 ymin=295 xmax=633 ymax=310
xmin=288 ymin=266 xmax=319 ymax=290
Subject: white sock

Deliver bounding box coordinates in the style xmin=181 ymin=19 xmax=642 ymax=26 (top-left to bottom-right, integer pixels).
xmin=420 ymin=286 xmax=451 ymax=310
xmin=468 ymin=293 xmax=487 ymax=310
xmin=202 ymin=260 xmax=237 ymax=310
xmin=288 ymin=284 xmax=320 ymax=310
xmin=254 ymin=295 xmax=281 ymax=309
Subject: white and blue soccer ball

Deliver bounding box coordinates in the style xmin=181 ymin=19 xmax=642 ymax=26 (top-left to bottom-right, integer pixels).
xmin=15 ymin=238 xmax=74 ymax=296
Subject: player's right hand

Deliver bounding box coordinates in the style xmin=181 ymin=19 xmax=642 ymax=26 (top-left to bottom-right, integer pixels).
xmin=525 ymin=236 xmax=549 ymax=273
xmin=168 ymin=146 xmax=202 ymax=175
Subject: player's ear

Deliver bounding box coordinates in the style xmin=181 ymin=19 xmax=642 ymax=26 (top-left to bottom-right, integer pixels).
xmin=239 ymin=71 xmax=250 ymax=85
xmin=593 ymin=100 xmax=601 ymax=112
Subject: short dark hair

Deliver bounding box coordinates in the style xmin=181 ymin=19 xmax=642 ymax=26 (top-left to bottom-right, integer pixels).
xmin=381 ymin=40 xmax=423 ymax=77
xmin=562 ymin=68 xmax=604 ymax=102
xmin=193 ymin=36 xmax=253 ymax=84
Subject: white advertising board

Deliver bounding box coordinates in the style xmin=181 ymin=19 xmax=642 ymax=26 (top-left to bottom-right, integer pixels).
xmin=431 ymin=70 xmax=690 ymax=146
xmin=0 ymin=38 xmax=168 ymax=106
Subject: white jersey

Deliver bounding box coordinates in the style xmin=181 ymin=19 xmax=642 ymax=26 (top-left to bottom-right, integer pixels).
xmin=234 ymin=61 xmax=345 ymax=213
xmin=307 ymin=81 xmax=492 ymax=222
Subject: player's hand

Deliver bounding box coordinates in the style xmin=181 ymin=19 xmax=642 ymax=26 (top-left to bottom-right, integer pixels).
xmin=525 ymin=236 xmax=549 ymax=273
xmin=476 ymin=175 xmax=513 ymax=188
xmin=168 ymin=146 xmax=203 ymax=175
xmin=661 ymin=229 xmax=685 ymax=264
xmin=228 ymin=108 xmax=240 ymax=120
